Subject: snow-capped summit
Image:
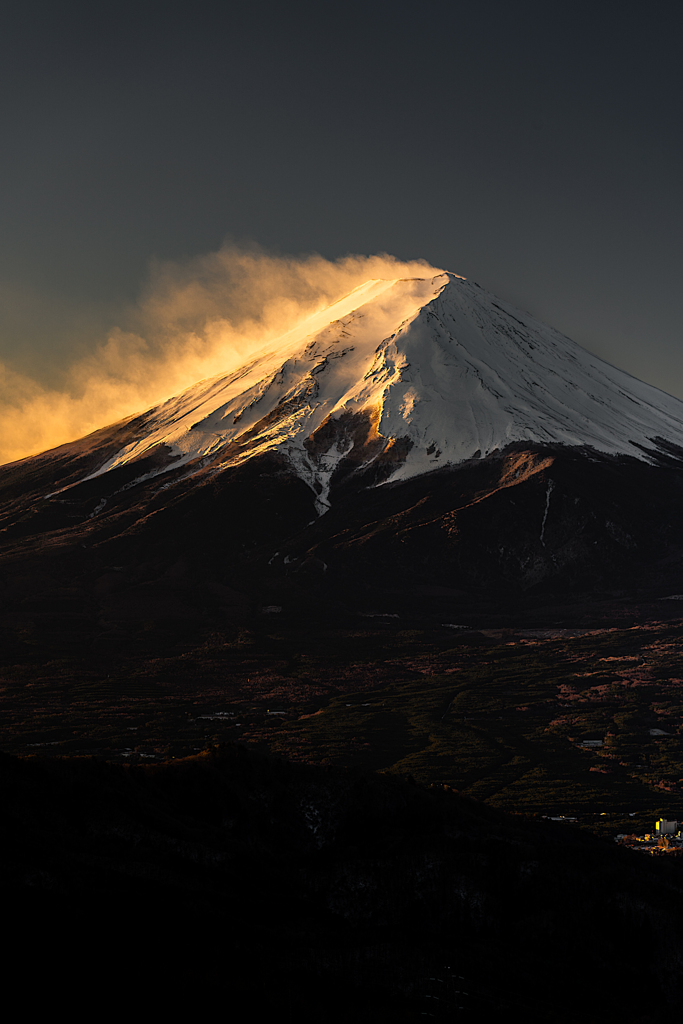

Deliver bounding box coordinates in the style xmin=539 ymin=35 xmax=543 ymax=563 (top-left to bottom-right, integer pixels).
xmin=87 ymin=271 xmax=683 ymax=512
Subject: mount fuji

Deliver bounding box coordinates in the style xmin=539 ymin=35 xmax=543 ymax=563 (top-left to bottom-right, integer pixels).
xmin=3 ymin=270 xmax=683 ymax=627
xmin=82 ymin=272 xmax=683 ymax=509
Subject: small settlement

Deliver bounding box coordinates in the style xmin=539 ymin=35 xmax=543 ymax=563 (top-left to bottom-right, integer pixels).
xmin=617 ymin=819 xmax=683 ymax=855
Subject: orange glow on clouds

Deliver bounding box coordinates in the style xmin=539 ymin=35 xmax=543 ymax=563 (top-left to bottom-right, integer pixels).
xmin=0 ymin=247 xmax=442 ymax=466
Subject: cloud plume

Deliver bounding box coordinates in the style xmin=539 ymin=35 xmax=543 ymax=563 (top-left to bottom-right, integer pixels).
xmin=0 ymin=247 xmax=442 ymax=466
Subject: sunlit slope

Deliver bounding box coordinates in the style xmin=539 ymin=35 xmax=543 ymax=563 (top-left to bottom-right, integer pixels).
xmin=87 ymin=272 xmax=683 ymax=507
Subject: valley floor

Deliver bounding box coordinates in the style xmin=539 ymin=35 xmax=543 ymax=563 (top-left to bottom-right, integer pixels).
xmin=3 ymin=612 xmax=683 ymax=842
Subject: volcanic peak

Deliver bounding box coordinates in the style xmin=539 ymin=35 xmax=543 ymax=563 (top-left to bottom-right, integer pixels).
xmin=85 ymin=271 xmax=683 ymax=512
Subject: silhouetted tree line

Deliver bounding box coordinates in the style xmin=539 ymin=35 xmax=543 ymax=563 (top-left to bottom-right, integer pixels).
xmin=2 ymin=744 xmax=681 ymax=1022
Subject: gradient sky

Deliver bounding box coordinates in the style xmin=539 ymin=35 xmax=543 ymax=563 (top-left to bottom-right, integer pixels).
xmin=1 ymin=0 xmax=682 ymax=406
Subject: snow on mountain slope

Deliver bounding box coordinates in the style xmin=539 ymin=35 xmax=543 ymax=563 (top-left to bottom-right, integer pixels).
xmin=87 ymin=271 xmax=683 ymax=512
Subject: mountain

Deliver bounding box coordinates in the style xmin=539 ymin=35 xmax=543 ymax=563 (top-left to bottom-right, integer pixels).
xmin=82 ymin=271 xmax=683 ymax=509
xmin=3 ymin=270 xmax=683 ymax=629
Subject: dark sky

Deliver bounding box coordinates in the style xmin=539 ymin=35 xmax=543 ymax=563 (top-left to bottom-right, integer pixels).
xmin=1 ymin=0 xmax=682 ymax=399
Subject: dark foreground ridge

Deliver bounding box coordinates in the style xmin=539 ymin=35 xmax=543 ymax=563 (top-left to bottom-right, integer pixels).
xmin=4 ymin=743 xmax=682 ymax=1022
